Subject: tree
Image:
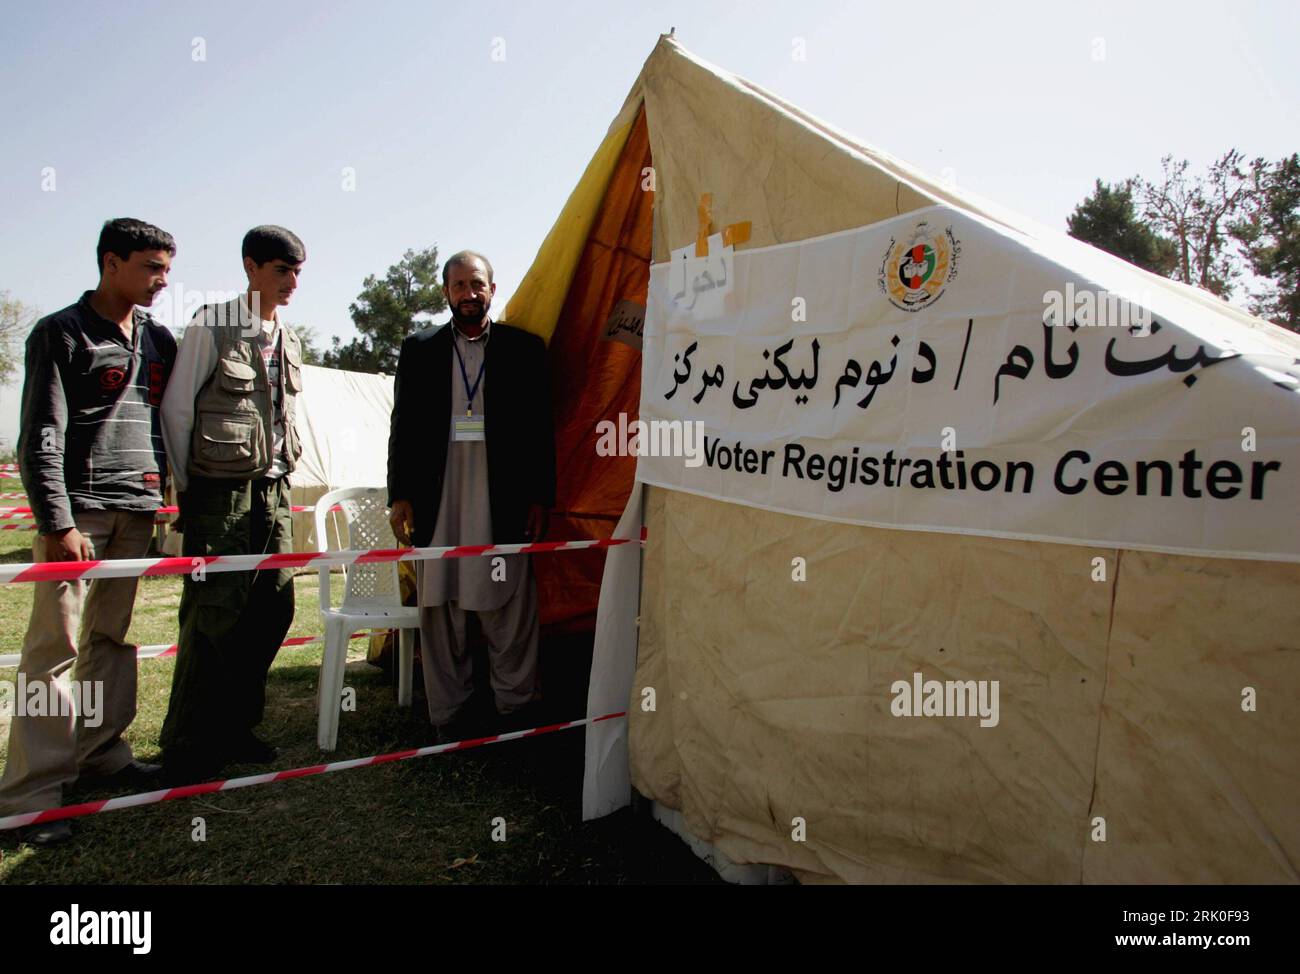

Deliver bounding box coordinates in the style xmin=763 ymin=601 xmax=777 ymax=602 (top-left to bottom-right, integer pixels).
xmin=324 ymin=247 xmax=446 ymax=373
xmin=1232 ymin=153 xmax=1300 ymax=332
xmin=1139 ymin=151 xmax=1261 ymax=298
xmin=0 ymin=291 xmax=39 ymax=387
xmin=1067 ymin=178 xmax=1177 ymax=275
xmin=290 ymin=323 xmax=326 ymax=365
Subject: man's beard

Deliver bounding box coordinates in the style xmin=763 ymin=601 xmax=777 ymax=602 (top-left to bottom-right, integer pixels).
xmin=452 ymin=299 xmax=489 ymax=326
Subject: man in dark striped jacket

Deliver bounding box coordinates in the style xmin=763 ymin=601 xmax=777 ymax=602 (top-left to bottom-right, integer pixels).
xmin=0 ymin=219 xmax=177 ymax=844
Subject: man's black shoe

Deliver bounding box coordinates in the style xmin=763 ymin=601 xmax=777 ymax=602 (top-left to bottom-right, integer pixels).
xmin=77 ymin=760 xmax=163 ymax=792
xmin=225 ymin=733 xmax=278 ymax=765
xmin=19 ymin=820 xmax=73 ymax=845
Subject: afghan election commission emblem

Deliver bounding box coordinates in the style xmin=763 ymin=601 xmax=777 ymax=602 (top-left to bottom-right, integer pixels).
xmin=878 ymin=221 xmax=962 ymax=312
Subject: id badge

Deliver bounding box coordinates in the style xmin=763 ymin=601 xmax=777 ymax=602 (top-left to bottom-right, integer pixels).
xmin=454 ymin=414 xmax=486 ymax=441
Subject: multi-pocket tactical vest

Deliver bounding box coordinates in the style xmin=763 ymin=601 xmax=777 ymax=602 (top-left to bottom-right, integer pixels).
xmin=188 ymin=300 xmax=304 ymax=480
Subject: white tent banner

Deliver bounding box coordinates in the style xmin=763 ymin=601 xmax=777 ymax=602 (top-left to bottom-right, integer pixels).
xmin=636 ymin=206 xmax=1300 ymax=563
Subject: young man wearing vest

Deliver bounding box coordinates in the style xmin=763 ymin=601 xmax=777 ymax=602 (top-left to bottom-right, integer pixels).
xmin=158 ymin=226 xmax=306 ymax=781
xmin=0 ymin=218 xmax=177 ymax=844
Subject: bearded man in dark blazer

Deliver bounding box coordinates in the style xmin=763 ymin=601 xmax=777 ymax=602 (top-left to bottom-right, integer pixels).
xmin=387 ymin=251 xmax=555 ymax=739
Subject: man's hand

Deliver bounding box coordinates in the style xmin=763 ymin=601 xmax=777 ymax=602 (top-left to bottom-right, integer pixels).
xmin=389 ymin=499 xmax=413 ymax=546
xmin=525 ymin=504 xmax=550 ymax=542
xmin=43 ymin=527 xmax=93 ymax=562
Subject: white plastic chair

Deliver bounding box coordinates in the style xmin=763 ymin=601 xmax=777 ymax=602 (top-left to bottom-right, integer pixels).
xmin=314 ymin=487 xmax=419 ymax=751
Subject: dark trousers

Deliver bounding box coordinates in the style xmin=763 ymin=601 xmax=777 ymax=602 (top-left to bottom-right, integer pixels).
xmin=159 ymin=475 xmax=295 ymax=763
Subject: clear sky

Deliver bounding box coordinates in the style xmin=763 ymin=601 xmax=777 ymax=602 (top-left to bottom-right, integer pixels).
xmin=2 ymin=0 xmax=1297 ymax=353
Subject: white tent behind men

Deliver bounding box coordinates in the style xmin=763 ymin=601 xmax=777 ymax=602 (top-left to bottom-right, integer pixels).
xmin=500 ymin=35 xmax=1300 ymax=884
xmin=290 ymin=363 xmax=395 ymax=548
xmin=158 ymin=363 xmax=396 ymax=553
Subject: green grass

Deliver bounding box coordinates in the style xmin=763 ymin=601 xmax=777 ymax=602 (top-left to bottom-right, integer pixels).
xmin=0 ymin=483 xmax=717 ymax=885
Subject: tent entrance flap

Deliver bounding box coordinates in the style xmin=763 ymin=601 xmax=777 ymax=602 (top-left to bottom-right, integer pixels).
xmin=524 ymin=105 xmax=652 ymax=632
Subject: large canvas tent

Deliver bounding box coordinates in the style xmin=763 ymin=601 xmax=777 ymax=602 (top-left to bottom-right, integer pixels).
xmin=502 ymin=36 xmax=1299 ymax=883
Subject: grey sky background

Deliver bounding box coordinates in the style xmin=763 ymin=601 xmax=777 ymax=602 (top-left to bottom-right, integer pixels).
xmin=2 ymin=0 xmax=1297 ymax=355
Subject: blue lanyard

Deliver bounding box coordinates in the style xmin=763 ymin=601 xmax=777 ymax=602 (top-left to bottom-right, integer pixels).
xmin=452 ymin=336 xmax=486 ymax=416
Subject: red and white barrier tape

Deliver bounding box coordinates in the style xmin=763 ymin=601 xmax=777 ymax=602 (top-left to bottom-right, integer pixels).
xmin=0 ymin=629 xmax=376 ymax=669
xmin=0 ymin=533 xmax=645 ymax=585
xmin=0 ymin=711 xmax=628 ymax=831
xmin=0 ymin=492 xmax=27 ymax=500
xmin=3 ymin=505 xmax=330 ymax=529
xmin=0 ymin=504 xmax=319 ymax=518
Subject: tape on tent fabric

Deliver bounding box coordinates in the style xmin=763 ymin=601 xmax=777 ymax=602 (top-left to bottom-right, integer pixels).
xmin=692 ymin=191 xmax=752 ymax=256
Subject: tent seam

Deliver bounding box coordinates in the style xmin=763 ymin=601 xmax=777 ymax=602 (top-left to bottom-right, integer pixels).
xmin=1079 ymin=547 xmax=1122 ymax=884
